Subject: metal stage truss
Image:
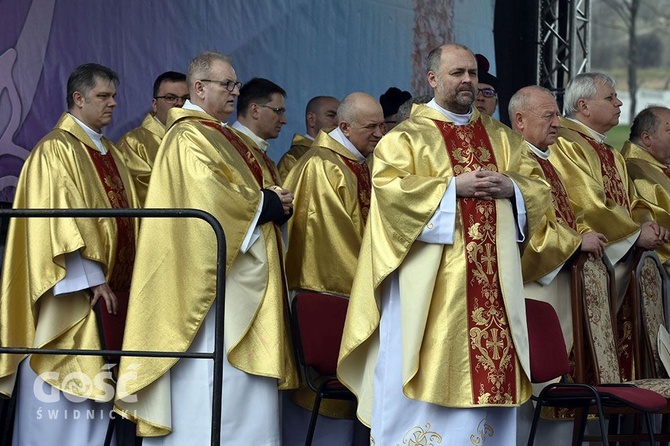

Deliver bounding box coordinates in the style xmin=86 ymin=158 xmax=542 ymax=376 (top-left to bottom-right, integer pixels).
xmin=537 ymin=0 xmax=591 ymax=102
xmin=0 ymin=208 xmax=227 ymax=446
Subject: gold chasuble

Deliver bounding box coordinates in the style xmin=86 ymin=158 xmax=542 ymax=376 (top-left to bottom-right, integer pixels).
xmin=622 ymin=140 xmax=670 ymax=263
xmin=284 ymin=130 xmax=371 ymax=296
xmin=549 ymin=117 xmax=655 ymax=380
xmin=521 ymin=148 xmax=582 ymax=283
xmin=0 ymin=112 xmax=139 ymax=399
xmin=337 ymin=105 xmax=550 ymax=424
xmin=114 ymin=108 xmax=298 ymax=437
xmin=117 ymin=113 xmax=165 ymax=206
xmin=278 ymin=133 xmax=314 ymax=181
xmin=549 ymin=117 xmax=651 ymax=244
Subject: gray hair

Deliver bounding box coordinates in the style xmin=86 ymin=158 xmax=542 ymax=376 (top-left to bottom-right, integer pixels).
xmin=563 ymin=72 xmax=616 ymax=117
xmin=187 ymin=51 xmax=232 ymax=90
xmin=396 ymin=95 xmax=432 ymax=122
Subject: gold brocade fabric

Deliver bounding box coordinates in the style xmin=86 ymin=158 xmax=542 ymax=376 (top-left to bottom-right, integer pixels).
xmin=549 ymin=117 xmax=650 ymax=245
xmin=337 ymin=105 xmax=549 ymax=424
xmin=622 ymin=141 xmax=670 ymax=263
xmin=284 ymin=130 xmax=370 ymax=296
xmin=521 ymin=151 xmax=582 ymax=283
xmin=116 ymin=113 xmax=165 ymax=206
xmin=278 ymin=133 xmax=313 ymax=182
xmin=114 ymin=108 xmax=298 ymax=437
xmin=0 ymin=112 xmax=140 ymax=399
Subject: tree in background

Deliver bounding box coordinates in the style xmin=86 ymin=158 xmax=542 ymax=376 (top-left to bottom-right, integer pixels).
xmin=594 ymin=0 xmax=669 ymax=118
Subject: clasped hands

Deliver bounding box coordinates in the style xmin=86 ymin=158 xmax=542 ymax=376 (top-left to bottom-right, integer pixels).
xmin=269 ymin=185 xmax=294 ymax=215
xmin=455 ymin=168 xmax=514 ymax=200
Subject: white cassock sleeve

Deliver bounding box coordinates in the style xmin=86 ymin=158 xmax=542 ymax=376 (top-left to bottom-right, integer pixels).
xmin=240 ymin=192 xmax=264 ymax=254
xmin=53 ymin=250 xmax=106 ymax=295
xmin=417 ymin=179 xmax=527 ymax=245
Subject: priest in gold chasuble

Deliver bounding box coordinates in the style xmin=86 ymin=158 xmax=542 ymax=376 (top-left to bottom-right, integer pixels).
xmin=0 ymin=64 xmax=139 ymax=446
xmin=277 ymin=95 xmax=340 ymax=181
xmin=622 ymin=106 xmax=670 ymax=269
xmin=114 ymin=52 xmax=298 ymax=445
xmin=337 ymin=45 xmax=550 ymax=446
xmin=117 ymin=71 xmax=188 ymax=206
xmin=282 ymin=93 xmax=383 ymax=445
xmin=548 ymin=73 xmax=670 ymax=381
xmin=509 ymin=87 xmax=609 ymax=441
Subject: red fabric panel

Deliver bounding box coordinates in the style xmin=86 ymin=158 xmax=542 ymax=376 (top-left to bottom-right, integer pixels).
xmin=295 ymin=292 xmax=349 ymax=376
xmin=526 ymin=298 xmax=571 ymax=383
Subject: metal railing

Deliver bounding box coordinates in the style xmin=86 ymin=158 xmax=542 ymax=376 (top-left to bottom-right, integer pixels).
xmin=0 ymin=208 xmax=226 ymax=445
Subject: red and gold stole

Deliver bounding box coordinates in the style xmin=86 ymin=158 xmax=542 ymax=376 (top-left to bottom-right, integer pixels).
xmin=86 ymin=145 xmax=136 ymax=355
xmin=341 ymin=157 xmax=372 ymax=224
xmin=582 ymin=134 xmax=636 ymax=379
xmin=434 ymin=118 xmax=519 ymax=405
xmin=584 ymin=136 xmax=631 ymax=212
xmin=531 ymin=154 xmax=577 ymax=230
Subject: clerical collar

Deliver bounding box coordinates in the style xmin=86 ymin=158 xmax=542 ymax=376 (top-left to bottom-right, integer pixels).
xmin=567 ymin=117 xmax=607 ymax=143
xmin=182 ymin=100 xmax=228 ymax=126
xmin=69 ymin=114 xmax=106 ymax=154
xmin=231 ymin=121 xmax=270 ymax=153
xmin=329 ymin=127 xmax=366 ymax=164
xmin=427 ymin=98 xmax=473 ymax=125
xmin=304 ymin=134 xmax=315 ymax=141
xmin=526 ymin=141 xmax=551 ymax=159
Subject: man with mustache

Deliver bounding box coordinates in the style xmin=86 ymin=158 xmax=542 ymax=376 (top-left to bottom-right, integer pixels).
xmin=549 ymin=73 xmax=670 ymax=380
xmin=231 ymin=77 xmax=287 ymax=174
xmin=338 ymin=43 xmax=550 ymax=445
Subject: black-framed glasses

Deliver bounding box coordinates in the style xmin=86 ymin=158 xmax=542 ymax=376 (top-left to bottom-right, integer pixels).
xmin=258 ymin=104 xmax=286 ymax=116
xmin=199 ymin=79 xmax=243 ymax=92
xmin=478 ymin=88 xmax=497 ymax=98
xmin=154 ymin=94 xmax=190 ymax=104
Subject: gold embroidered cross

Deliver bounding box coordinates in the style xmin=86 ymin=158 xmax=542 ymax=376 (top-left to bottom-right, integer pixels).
xmin=482 ymin=244 xmax=496 ymax=275
xmin=486 ymin=328 xmax=504 ymax=360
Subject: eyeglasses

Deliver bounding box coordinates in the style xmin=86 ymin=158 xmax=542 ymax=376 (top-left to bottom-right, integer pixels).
xmin=258 ymin=104 xmax=286 ymax=116
xmin=200 ymin=79 xmax=243 ymax=92
xmin=155 ymin=94 xmax=190 ymax=104
xmin=478 ymin=88 xmax=497 ymax=98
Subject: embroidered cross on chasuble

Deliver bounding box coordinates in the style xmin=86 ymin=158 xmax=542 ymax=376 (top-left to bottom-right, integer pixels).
xmin=531 ymin=154 xmax=577 ymax=231
xmin=341 ymin=157 xmax=372 ymax=224
xmin=86 ymin=146 xmax=136 ymax=356
xmin=434 ymin=118 xmax=520 ymax=404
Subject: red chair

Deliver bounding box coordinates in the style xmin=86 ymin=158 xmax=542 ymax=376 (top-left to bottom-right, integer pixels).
xmin=291 ymin=292 xmax=356 ymax=446
xmin=525 ymin=297 xmax=666 ymax=445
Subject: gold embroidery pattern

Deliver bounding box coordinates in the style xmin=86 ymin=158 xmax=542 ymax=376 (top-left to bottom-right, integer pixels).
xmin=396 ymin=423 xmax=443 ymax=446
xmin=342 ymin=157 xmax=372 ymax=224
xmin=587 ymin=138 xmax=631 ymax=212
xmin=532 ymin=154 xmax=577 ymax=230
xmin=435 ymin=118 xmax=518 ymax=405
xmin=469 ymin=418 xmax=494 ymax=445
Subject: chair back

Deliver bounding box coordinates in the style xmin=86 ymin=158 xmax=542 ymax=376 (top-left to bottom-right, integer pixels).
xmin=291 ymin=292 xmax=349 ymax=376
xmin=633 ymin=250 xmax=668 ymax=379
xmin=571 ymin=254 xmax=622 ymax=384
xmin=525 ymin=298 xmax=571 ymax=383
